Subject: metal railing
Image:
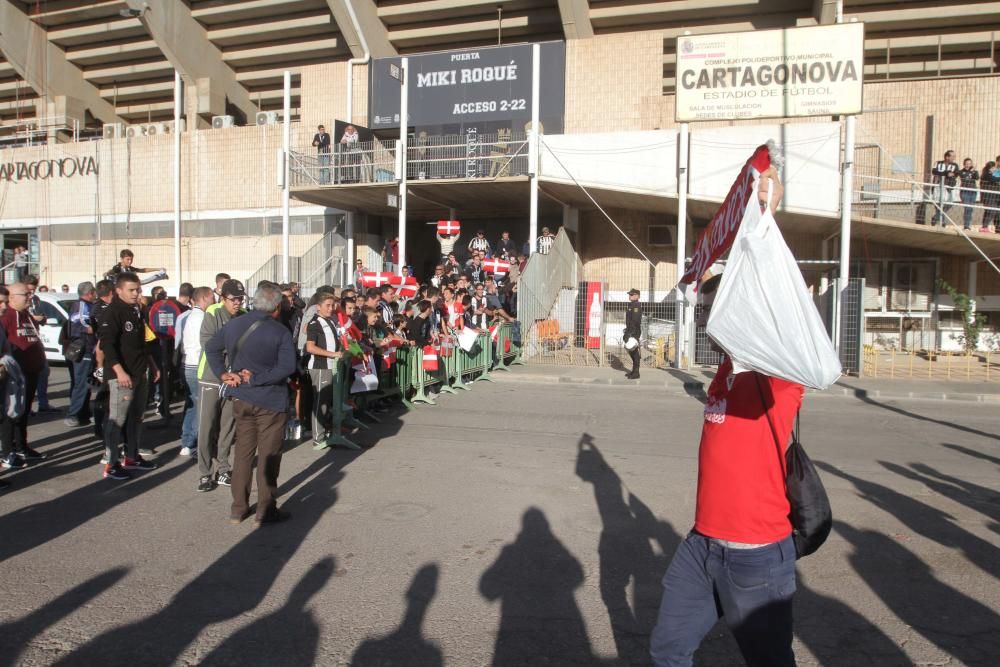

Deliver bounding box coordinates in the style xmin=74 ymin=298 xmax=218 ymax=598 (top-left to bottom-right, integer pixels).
xmin=290 ymin=140 xmax=396 ymax=187
xmin=854 ymin=167 xmax=1000 ymax=230
xmin=299 ymin=229 xmax=347 ymax=289
xmin=407 ymin=132 xmax=529 ymax=180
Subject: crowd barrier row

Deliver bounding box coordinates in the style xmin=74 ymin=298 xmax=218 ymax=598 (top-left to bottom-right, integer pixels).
xmin=310 ymin=323 xmax=522 ymax=450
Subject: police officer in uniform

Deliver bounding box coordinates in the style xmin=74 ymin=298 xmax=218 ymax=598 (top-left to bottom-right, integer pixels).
xmin=624 ymin=288 xmax=642 ymax=379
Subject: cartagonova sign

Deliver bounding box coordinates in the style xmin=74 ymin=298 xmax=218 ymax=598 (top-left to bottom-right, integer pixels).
xmin=675 ymin=23 xmax=865 ymax=122
xmin=0 ymin=156 xmax=98 ymax=183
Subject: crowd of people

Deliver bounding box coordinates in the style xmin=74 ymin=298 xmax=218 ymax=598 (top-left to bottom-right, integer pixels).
xmin=0 ymin=246 xmax=522 ymax=526
xmin=925 ymin=149 xmax=1000 ymax=230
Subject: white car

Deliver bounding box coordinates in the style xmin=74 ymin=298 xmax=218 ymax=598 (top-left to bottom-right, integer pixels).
xmin=34 ymin=292 xmax=79 ymax=363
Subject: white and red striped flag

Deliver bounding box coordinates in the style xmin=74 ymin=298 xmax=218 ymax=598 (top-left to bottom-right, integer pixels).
xmin=422 ymin=345 xmax=439 ymax=371
xmin=437 ymin=219 xmax=460 ymax=235
xmin=360 ymin=272 xmax=394 ymax=288
xmin=677 ymin=141 xmax=776 ymax=301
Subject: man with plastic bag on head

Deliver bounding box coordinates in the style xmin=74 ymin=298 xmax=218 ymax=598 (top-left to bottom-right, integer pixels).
xmin=651 ymin=159 xmax=825 ymax=667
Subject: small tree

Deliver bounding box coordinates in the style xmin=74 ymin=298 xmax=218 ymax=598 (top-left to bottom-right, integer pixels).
xmin=938 ymin=279 xmax=986 ymax=353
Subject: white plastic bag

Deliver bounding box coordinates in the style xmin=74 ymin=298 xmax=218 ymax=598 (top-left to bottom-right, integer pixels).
xmin=706 ymin=182 xmax=842 ymax=390
xmin=350 ymin=355 xmax=379 ymax=394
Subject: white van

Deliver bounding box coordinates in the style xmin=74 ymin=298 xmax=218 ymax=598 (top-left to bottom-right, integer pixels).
xmin=33 ymin=292 xmax=78 ymax=363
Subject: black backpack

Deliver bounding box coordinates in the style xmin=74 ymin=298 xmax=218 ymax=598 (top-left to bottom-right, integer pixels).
xmin=755 ymin=375 xmax=833 ymax=558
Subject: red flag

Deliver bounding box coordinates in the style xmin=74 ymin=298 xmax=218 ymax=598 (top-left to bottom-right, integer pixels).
xmin=448 ymin=301 xmax=464 ymax=329
xmin=482 ymin=258 xmax=510 ymax=275
xmin=422 ymin=345 xmax=439 ymax=371
xmin=389 ymin=274 xmax=419 ymax=299
xmin=678 ymin=143 xmax=773 ymax=296
xmin=360 ymin=272 xmax=394 ymax=288
xmin=437 ymin=219 xmax=460 ymax=235
xmin=489 ymin=323 xmax=500 ymax=342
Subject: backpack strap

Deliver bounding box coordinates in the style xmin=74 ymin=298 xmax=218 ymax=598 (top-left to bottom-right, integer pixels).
xmin=754 ymin=372 xmax=789 ymax=479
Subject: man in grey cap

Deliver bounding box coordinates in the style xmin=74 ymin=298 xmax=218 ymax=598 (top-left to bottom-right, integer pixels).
xmin=195 ymin=278 xmax=245 ymax=492
xmin=623 ymin=288 xmax=642 ymax=379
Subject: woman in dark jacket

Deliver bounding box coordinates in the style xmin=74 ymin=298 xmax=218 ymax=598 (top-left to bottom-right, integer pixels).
xmin=980 ymin=161 xmax=1000 ymax=231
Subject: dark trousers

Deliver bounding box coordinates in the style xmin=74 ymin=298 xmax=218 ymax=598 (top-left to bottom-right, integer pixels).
xmin=103 ymin=378 xmax=149 ymax=464
xmin=197 ymin=382 xmax=236 ymax=477
xmin=156 ymin=339 xmax=174 ymax=417
xmin=230 ymin=399 xmax=286 ymax=521
xmin=628 ymin=346 xmax=640 ymax=374
xmin=650 ymin=532 xmax=797 ymax=667
xmin=68 ymin=356 xmax=93 ymax=420
xmin=0 ymin=414 xmax=13 ymax=457
xmin=13 ymin=372 xmax=38 ymax=452
xmin=308 ymin=368 xmax=336 ymax=438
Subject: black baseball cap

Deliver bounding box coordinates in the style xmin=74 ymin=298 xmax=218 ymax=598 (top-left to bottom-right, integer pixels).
xmin=221 ymin=279 xmax=246 ymax=298
xmin=627 ymin=288 xmax=640 ymax=296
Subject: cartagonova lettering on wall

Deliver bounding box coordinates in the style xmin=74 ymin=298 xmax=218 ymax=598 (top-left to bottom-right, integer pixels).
xmin=0 ymin=156 xmax=99 ymax=183
xmin=675 ymin=23 xmax=865 ymax=122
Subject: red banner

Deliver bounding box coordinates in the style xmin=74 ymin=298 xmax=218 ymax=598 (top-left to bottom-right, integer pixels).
xmin=360 ymin=272 xmax=394 ymax=288
xmin=678 ymin=143 xmax=772 ymax=294
xmin=584 ymin=281 xmax=603 ymax=350
xmin=437 ymin=219 xmax=460 ymax=235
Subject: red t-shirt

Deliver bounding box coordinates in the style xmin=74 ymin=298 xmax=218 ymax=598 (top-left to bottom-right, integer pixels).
xmin=694 ymin=357 xmax=803 ymax=544
xmin=0 ymin=308 xmax=46 ymax=374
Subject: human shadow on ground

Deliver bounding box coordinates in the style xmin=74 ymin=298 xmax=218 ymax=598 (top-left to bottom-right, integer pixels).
xmin=842 ymin=390 xmax=1000 ymax=442
xmin=0 ymin=448 xmax=189 ymax=564
xmin=0 ymin=567 xmax=129 ymax=667
xmin=940 ymin=442 xmax=1000 ymax=466
xmin=350 ymin=563 xmax=443 ymax=667
xmin=51 ymin=454 xmax=353 ymax=666
xmin=818 ymin=461 xmax=999 ymax=580
xmin=881 ymin=458 xmax=1000 ymax=523
xmin=479 ymin=507 xmax=598 ymax=666
xmin=199 ymin=557 xmax=335 ymax=667
xmin=834 ymin=519 xmax=1000 ymax=665
xmin=574 ymin=434 xmax=681 ymax=665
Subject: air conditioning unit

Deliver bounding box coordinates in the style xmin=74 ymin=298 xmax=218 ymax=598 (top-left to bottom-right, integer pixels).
xmin=125 ymin=124 xmax=147 ymax=138
xmin=256 ymin=111 xmax=278 ymax=126
xmin=212 ymin=115 xmax=235 ymax=129
xmin=159 ymin=119 xmax=186 ymax=135
xmin=102 ymin=123 xmax=124 ymax=139
xmin=145 ymin=123 xmax=163 ymax=136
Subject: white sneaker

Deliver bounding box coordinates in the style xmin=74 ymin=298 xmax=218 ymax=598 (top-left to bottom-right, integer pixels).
xmin=180 ymin=446 xmax=195 ymax=457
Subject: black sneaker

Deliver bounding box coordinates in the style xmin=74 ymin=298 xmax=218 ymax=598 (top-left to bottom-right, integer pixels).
xmin=121 ymin=456 xmax=157 ymax=471
xmin=103 ymin=463 xmax=130 ymax=481
xmin=2 ymin=453 xmax=25 ymax=470
xmin=216 ymin=471 xmax=232 ymax=487
xmin=197 ymin=475 xmax=215 ymax=492
xmin=21 ymin=447 xmax=46 ymax=461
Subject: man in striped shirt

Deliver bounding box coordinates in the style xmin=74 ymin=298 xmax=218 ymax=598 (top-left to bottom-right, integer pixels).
xmin=304 ymin=293 xmax=342 ymax=447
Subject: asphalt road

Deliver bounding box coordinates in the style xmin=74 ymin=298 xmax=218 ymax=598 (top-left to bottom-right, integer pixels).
xmin=0 ymin=367 xmax=997 ymax=666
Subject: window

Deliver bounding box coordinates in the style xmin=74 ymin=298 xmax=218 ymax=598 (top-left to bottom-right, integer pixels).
xmin=647 ymin=225 xmax=676 ymax=247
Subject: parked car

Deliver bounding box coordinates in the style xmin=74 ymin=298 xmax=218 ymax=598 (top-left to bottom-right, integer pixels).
xmin=34 ymin=292 xmax=78 ymax=363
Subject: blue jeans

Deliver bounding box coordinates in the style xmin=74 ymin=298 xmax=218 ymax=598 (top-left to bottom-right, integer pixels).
xmin=961 ymin=189 xmax=977 ymax=228
xmin=37 ymin=359 xmax=50 ymax=409
xmin=67 ymin=356 xmax=93 ymax=419
xmin=650 ymin=532 xmax=797 ymax=667
xmin=181 ymin=366 xmax=199 ymax=449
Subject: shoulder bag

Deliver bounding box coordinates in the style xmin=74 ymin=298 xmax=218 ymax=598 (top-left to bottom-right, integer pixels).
xmin=755 ymin=374 xmax=833 ymax=558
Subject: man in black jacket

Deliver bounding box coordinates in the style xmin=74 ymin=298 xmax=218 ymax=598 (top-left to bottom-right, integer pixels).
xmin=98 ymin=273 xmax=159 ymax=480
xmin=206 ymin=283 xmax=296 ymax=526
xmin=623 ymin=288 xmax=642 ymax=380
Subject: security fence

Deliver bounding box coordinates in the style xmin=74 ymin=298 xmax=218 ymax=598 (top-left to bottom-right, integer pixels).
xmin=863 ymin=347 xmax=1000 ymax=381
xmin=290 ymin=140 xmax=396 ymax=187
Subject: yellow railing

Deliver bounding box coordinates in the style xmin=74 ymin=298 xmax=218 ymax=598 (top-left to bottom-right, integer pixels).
xmin=863 ymin=345 xmax=998 ymax=381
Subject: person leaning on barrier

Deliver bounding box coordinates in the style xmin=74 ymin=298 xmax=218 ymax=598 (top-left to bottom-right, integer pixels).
xmin=623 ymin=288 xmax=642 ymax=380
xmin=206 ymin=284 xmax=296 ymax=526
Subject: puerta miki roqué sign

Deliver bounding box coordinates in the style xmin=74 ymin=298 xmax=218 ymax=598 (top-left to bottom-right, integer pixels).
xmin=0 ymin=156 xmax=98 ymax=183
xmin=369 ymin=42 xmax=565 ymax=131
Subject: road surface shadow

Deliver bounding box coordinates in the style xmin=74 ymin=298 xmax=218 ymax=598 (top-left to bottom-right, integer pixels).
xmin=350 ymin=563 xmax=443 ymax=667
